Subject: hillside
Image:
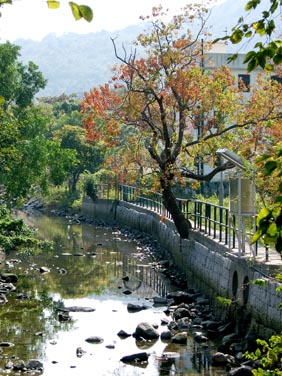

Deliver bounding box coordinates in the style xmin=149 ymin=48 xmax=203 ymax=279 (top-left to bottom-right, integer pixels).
xmin=16 ymin=24 xmax=145 ymax=97
xmin=12 ymin=0 xmax=264 ymax=97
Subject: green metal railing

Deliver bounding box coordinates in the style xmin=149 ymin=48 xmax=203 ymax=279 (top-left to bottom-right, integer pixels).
xmin=92 ymin=183 xmax=264 ymax=260
xmin=94 ymin=183 xmax=242 ymax=248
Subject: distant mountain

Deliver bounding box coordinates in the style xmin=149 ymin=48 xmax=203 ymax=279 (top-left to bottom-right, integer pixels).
xmin=12 ymin=0 xmax=263 ymax=97
xmin=15 ymin=24 xmax=146 ymax=97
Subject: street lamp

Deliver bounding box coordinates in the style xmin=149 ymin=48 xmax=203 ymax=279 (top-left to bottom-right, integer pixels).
xmin=216 ymin=148 xmax=246 ymax=170
xmin=216 ymin=148 xmax=256 ymax=257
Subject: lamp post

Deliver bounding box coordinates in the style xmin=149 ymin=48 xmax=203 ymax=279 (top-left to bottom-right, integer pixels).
xmin=216 ymin=148 xmax=256 ymax=257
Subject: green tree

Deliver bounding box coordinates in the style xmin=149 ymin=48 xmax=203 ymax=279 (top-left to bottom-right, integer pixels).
xmin=0 ymin=105 xmax=51 ymax=205
xmin=38 ymin=94 xmax=82 ymax=131
xmin=47 ymin=141 xmax=77 ymax=187
xmin=0 ymin=42 xmax=50 ymax=205
xmin=53 ymin=125 xmax=104 ymax=193
xmin=0 ymin=42 xmax=46 ymax=109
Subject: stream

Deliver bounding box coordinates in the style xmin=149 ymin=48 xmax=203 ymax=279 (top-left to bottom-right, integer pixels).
xmin=0 ymin=211 xmax=228 ymax=376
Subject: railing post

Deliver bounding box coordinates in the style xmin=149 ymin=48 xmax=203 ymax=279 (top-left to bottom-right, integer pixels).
xmin=205 ymin=203 xmax=211 ymax=235
xmin=219 ymin=207 xmax=223 ymax=242
xmin=225 ymin=209 xmax=228 ymax=245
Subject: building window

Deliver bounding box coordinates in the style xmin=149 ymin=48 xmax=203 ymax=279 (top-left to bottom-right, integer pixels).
xmin=271 ymin=75 xmax=282 ymax=84
xmin=238 ymin=74 xmax=250 ymax=92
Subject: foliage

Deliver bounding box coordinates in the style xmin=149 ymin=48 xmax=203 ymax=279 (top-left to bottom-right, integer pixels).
xmin=0 ymin=42 xmax=58 ymax=205
xmin=83 ymin=176 xmax=98 ymax=202
xmin=244 ymin=335 xmax=282 ymax=375
xmin=43 ymin=186 xmax=81 ymax=210
xmin=0 ymin=206 xmax=50 ymax=252
xmin=0 ymin=1 xmax=93 ymax=23
xmin=252 ymin=278 xmax=268 ymax=286
xmin=215 ymin=0 xmax=282 ymax=71
xmin=53 ymin=124 xmax=105 ymax=193
xmin=0 ymin=42 xmax=46 ymax=109
xmin=0 ymin=103 xmax=53 ymax=205
xmin=82 ymin=4 xmax=282 ymax=238
xmin=251 ymin=146 xmax=282 ymax=256
xmin=37 ymin=95 xmax=105 ymax=195
xmin=47 ymin=141 xmax=77 ymax=187
xmin=216 ymin=296 xmax=232 ymax=307
xmin=47 ymin=1 xmax=93 ymax=22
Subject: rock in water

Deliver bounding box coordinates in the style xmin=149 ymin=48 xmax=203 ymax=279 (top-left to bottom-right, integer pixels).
xmin=120 ymin=352 xmax=149 ymax=364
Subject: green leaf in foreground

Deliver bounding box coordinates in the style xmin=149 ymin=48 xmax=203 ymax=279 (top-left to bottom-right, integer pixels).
xmin=47 ymin=1 xmax=60 ymax=9
xmin=69 ymin=2 xmax=93 ymax=22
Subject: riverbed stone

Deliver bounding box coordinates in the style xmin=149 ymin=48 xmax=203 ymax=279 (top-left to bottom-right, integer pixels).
xmin=171 ymin=332 xmax=188 ymax=344
xmin=120 ymin=352 xmax=149 ymax=364
xmin=26 ymin=359 xmax=43 ymax=370
xmin=117 ymin=330 xmax=131 ymax=338
xmin=5 ymin=360 xmax=13 ymax=369
xmin=122 ymin=289 xmax=132 ymax=295
xmin=212 ymin=352 xmax=229 ymax=366
xmin=0 ymin=282 xmax=16 ymax=293
xmin=0 ymin=273 xmax=18 ymax=283
xmin=0 ymin=342 xmax=14 ymax=347
xmin=175 ymin=317 xmax=191 ymax=330
xmin=127 ymin=303 xmax=148 ymax=312
xmin=173 ymin=307 xmax=192 ymax=320
xmin=153 ymin=296 xmax=172 ymax=306
xmin=134 ymin=322 xmax=159 ymax=340
xmin=76 ymin=347 xmax=86 ymax=357
xmin=160 ymin=331 xmax=173 ymax=340
xmin=58 ymin=311 xmax=71 ymax=322
xmin=166 ymin=291 xmax=197 ymax=305
xmin=160 ymin=317 xmax=169 ymax=325
xmin=13 ymin=360 xmax=26 ymax=371
xmin=39 ymin=266 xmax=50 ymax=274
xmin=194 ymin=331 xmax=208 ymax=343
xmin=167 ymin=321 xmax=178 ymax=331
xmin=0 ymin=294 xmax=7 ymax=305
xmin=85 ymin=336 xmax=104 ymax=344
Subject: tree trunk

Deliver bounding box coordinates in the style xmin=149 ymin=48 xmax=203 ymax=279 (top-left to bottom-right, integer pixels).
xmin=69 ymin=172 xmax=80 ymax=193
xmin=160 ymin=176 xmax=192 ymax=239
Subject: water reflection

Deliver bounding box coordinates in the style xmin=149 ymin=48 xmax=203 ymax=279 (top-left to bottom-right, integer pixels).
xmin=0 ymin=212 xmax=227 ymax=376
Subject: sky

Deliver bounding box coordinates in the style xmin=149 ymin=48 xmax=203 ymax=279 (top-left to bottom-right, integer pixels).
xmin=0 ymin=0 xmax=225 ymax=42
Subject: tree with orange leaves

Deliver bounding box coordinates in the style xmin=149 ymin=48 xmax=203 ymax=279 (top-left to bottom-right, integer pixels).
xmin=82 ymin=4 xmax=282 ymax=239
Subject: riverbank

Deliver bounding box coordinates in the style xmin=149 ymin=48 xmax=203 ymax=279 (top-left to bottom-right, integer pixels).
xmin=1 ymin=210 xmax=239 ymax=376
xmin=21 ymin=201 xmax=278 ymax=374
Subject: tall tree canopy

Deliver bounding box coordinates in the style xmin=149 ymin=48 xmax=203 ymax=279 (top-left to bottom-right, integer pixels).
xmin=0 ymin=42 xmax=46 ymax=109
xmin=0 ymin=42 xmax=50 ymax=205
xmin=82 ymin=4 xmax=282 ymax=239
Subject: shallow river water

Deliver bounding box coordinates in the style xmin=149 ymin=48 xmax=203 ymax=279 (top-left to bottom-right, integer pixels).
xmin=0 ymin=212 xmax=227 ymax=376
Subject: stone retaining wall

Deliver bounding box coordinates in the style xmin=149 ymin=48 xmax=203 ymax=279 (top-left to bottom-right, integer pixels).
xmin=82 ymin=197 xmax=282 ymax=335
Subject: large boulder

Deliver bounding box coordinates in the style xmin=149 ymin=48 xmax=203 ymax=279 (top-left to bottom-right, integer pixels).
xmin=120 ymin=352 xmax=149 ymax=364
xmin=134 ymin=322 xmax=159 ymax=340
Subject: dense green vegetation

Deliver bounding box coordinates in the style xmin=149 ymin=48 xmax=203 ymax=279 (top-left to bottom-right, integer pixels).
xmin=0 ymin=206 xmax=51 ymax=251
xmin=0 ymin=43 xmax=105 ymax=252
